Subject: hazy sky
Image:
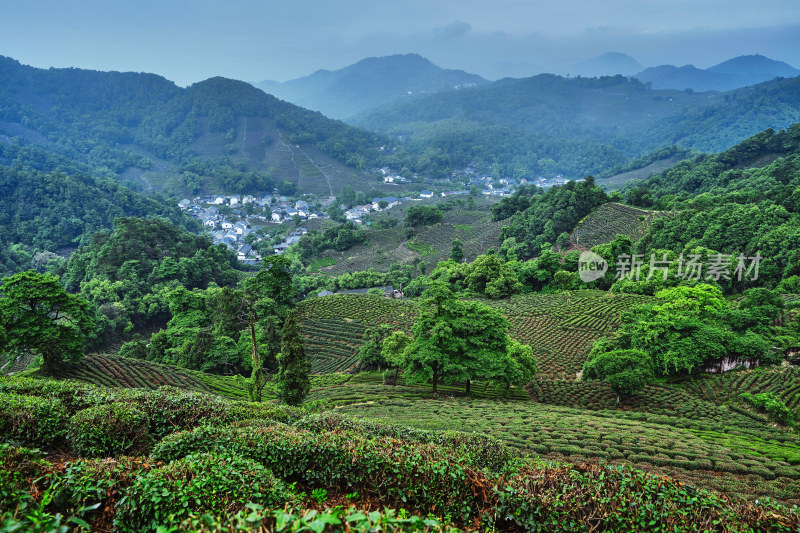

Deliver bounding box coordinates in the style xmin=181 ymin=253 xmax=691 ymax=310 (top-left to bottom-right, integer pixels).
xmin=1 ymin=0 xmax=798 ymax=85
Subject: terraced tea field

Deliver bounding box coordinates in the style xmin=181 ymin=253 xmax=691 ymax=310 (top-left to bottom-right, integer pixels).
xmin=315 ymin=199 xmax=504 ymax=275
xmin=57 ymin=354 xmax=249 ymax=399
xmin=570 ymin=202 xmax=675 ymax=249
xmin=334 ymin=393 xmax=800 ymax=505
xmin=485 ymin=291 xmax=654 ymax=379
xmin=297 ymin=291 xmax=653 ymax=378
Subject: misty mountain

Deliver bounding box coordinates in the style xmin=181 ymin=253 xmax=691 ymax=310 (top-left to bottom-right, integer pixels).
xmin=569 ymin=52 xmax=643 ymax=77
xmin=353 ymin=72 xmax=800 ymax=178
xmin=636 ymin=54 xmax=799 ymax=92
xmin=0 ymin=56 xmax=394 ymax=196
xmin=255 ymin=54 xmax=488 ymax=120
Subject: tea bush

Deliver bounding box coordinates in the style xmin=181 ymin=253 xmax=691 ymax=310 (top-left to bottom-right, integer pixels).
xmin=740 ymin=392 xmax=795 ymax=426
xmin=181 ymin=504 xmax=460 ymax=532
xmin=152 ymin=424 xmax=492 ymax=522
xmin=114 ymin=452 xmax=296 ymax=532
xmin=295 ymin=411 xmax=513 ymax=472
xmin=68 ymin=403 xmax=152 ymax=457
xmin=0 ymin=392 xmax=68 ymax=446
xmin=0 ymin=377 xmax=116 ymax=413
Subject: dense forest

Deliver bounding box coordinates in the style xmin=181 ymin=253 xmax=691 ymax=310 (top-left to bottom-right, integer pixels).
xmin=0 ymin=143 xmax=191 ymax=276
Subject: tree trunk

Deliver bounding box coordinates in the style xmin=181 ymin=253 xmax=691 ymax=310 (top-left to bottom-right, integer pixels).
xmin=249 ymin=308 xmax=261 ymax=402
xmin=465 ymin=379 xmax=471 ymax=396
xmin=393 ymin=366 xmax=400 ymax=386
xmin=432 ymin=367 xmax=438 ymax=394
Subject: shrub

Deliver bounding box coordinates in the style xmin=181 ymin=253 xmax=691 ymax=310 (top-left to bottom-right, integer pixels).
xmin=0 ymin=377 xmax=115 ymax=413
xmin=740 ymin=392 xmax=795 ymax=426
xmin=180 ymin=504 xmax=460 ymax=532
xmin=49 ymin=456 xmax=148 ymax=521
xmin=121 ymin=387 xmax=230 ymax=439
xmin=0 ymin=444 xmax=50 ymax=511
xmin=225 ymin=401 xmax=304 ymax=424
xmin=69 ymin=403 xmax=152 ymax=457
xmin=152 ymin=424 xmax=493 ymax=522
xmin=0 ymin=392 xmax=68 ymax=447
xmin=114 ymin=452 xmax=295 ymax=532
xmin=294 ymin=412 xmax=513 ymax=472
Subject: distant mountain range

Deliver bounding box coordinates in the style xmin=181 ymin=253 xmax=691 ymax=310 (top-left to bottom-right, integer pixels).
xmin=255 ymin=54 xmax=488 ymax=120
xmin=636 ymin=54 xmax=799 ymax=92
xmin=570 ymin=52 xmax=643 ymax=78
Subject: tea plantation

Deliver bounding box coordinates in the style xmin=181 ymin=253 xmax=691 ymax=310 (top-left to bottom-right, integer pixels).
xmin=1 ymin=377 xmax=798 ymax=532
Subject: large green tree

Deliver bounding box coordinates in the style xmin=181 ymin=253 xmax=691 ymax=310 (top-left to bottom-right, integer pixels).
xmin=403 ymin=283 xmax=535 ymax=394
xmin=0 ymin=271 xmax=93 ymax=374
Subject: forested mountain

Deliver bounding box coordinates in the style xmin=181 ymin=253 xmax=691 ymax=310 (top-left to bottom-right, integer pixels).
xmin=0 ymin=56 xmax=395 ymax=196
xmin=0 ymin=142 xmax=192 ymax=276
xmin=255 ymin=54 xmax=488 ymax=120
xmin=353 ymin=73 xmax=800 ymax=178
xmin=636 ymin=54 xmax=799 ymax=92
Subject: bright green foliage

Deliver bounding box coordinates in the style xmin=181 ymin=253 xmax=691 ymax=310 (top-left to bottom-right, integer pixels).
xmin=740 ymin=392 xmax=795 ymax=426
xmin=449 ymin=238 xmax=464 ymax=263
xmin=381 ymin=330 xmax=412 ymax=385
xmin=358 ymin=324 xmax=396 ymax=369
xmin=0 ymin=392 xmax=68 ymax=447
xmin=277 ymin=313 xmax=311 ymax=406
xmin=404 ymin=205 xmax=443 ymax=228
xmin=493 ymin=340 xmax=537 ymax=392
xmin=590 ymin=284 xmax=779 ymax=378
xmin=62 ymin=217 xmax=240 ymax=347
xmin=582 ymin=349 xmax=654 ymax=397
xmin=0 ymin=271 xmax=93 ymax=374
xmin=403 ymin=284 xmax=530 ymax=393
xmin=464 ymin=253 xmax=522 ymax=298
xmin=495 ymin=177 xmax=609 ymax=259
xmin=68 ymin=403 xmax=152 ymax=457
xmin=114 ymin=452 xmax=295 ymax=532
xmin=182 ymin=505 xmax=459 ymax=532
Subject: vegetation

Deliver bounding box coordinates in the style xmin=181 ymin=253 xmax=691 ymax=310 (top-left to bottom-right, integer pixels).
xmin=0 ymin=271 xmax=93 ymax=374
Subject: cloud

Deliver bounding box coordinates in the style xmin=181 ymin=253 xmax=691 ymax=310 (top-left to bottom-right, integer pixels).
xmin=433 ymin=20 xmax=472 ymax=40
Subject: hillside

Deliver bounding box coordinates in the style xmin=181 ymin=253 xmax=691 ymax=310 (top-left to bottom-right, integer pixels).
xmin=310 ymin=199 xmax=504 ymax=275
xmin=636 ymin=54 xmax=799 ymax=92
xmin=256 ymin=54 xmax=488 ymax=120
xmin=353 ymin=72 xmax=800 ymax=179
xmin=0 ymin=143 xmax=193 ymax=276
xmin=0 ymin=56 xmax=396 ymax=197
xmin=296 ymin=290 xmax=653 ymax=379
xmin=570 ymin=52 xmax=643 ymax=77
xmin=570 ymin=203 xmax=675 ymax=249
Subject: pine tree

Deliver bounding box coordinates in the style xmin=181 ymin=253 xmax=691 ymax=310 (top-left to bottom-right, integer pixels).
xmin=276 ymin=312 xmax=310 ymax=405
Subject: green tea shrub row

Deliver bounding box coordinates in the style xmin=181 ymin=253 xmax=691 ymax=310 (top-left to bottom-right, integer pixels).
xmin=294 ymin=412 xmax=513 ymax=471
xmin=68 ymin=403 xmax=152 ymax=457
xmin=740 ymin=392 xmax=796 ymax=426
xmin=0 ymin=392 xmax=68 ymax=446
xmin=494 ymin=462 xmax=800 ymax=532
xmin=152 ymin=424 xmax=491 ymax=522
xmin=180 ymin=505 xmax=460 ymax=532
xmin=115 ymin=452 xmax=296 ymax=533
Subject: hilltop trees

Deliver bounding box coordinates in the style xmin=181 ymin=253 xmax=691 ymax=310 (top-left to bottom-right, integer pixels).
xmin=0 ymin=271 xmax=93 ymax=374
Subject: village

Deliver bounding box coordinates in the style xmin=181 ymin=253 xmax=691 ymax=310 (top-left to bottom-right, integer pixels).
xmin=178 ymin=168 xmax=574 ymax=265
